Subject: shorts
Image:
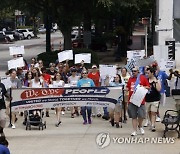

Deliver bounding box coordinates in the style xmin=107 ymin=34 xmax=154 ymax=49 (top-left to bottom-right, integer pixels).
xmin=146 ymin=101 xmax=159 ymax=113
xmin=128 ymin=103 xmax=146 ymax=119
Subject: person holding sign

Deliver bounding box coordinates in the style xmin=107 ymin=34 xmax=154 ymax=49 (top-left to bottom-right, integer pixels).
xmin=77 ymin=70 xmax=95 ymax=125
xmin=0 ymin=82 xmax=11 ymax=137
xmin=127 ymin=66 xmax=150 ymax=136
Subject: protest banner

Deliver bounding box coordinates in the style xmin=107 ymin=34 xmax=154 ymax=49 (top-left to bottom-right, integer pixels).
xmin=0 ymin=77 xmax=11 ymax=89
xmin=11 ymin=87 xmax=122 ymax=112
xmin=127 ymin=50 xmax=145 ymax=61
xmin=125 ymin=59 xmax=136 ymax=72
xmin=159 ymin=59 xmax=175 ymax=71
xmin=7 ymin=57 xmax=24 ymax=70
xmin=58 ymin=50 xmax=73 ymax=62
xmin=99 ymin=64 xmax=117 ymax=79
xmin=136 ymin=57 xmax=155 ymax=67
xmin=9 ymin=46 xmax=25 ymax=56
xmin=75 ymin=53 xmax=91 ymax=64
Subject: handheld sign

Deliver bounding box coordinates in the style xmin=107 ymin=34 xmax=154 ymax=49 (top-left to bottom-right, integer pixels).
xmin=75 ymin=53 xmax=91 ymax=64
xmin=58 ymin=50 xmax=73 ymax=62
xmin=9 ymin=46 xmax=25 ymax=56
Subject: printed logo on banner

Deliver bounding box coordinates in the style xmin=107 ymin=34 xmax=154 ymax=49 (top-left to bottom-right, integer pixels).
xmin=21 ymin=89 xmax=65 ymax=99
xmin=63 ymin=87 xmax=110 ymax=96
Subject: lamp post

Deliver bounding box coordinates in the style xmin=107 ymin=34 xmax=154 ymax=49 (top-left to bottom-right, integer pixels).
xmin=142 ymin=18 xmax=149 ymax=57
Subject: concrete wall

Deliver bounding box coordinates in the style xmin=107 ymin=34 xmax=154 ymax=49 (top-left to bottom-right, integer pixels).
xmin=157 ymin=0 xmax=174 ymax=45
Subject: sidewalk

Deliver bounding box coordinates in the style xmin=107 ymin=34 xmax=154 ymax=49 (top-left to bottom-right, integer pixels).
xmin=4 ymin=97 xmax=180 ymax=154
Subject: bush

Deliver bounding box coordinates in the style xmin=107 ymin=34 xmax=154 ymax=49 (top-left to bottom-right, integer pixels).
xmin=37 ymin=48 xmax=99 ymax=68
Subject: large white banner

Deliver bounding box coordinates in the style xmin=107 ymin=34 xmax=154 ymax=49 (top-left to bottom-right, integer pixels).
xmin=11 ymin=87 xmax=122 ymax=111
xmin=9 ymin=46 xmax=25 ymax=56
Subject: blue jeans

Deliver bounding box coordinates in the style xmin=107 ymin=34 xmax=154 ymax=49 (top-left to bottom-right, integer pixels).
xmin=81 ymin=106 xmax=92 ymax=122
xmin=103 ymin=107 xmax=109 ymax=117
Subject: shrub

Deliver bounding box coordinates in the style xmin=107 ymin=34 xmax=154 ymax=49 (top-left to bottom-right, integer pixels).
xmin=37 ymin=48 xmax=99 ymax=68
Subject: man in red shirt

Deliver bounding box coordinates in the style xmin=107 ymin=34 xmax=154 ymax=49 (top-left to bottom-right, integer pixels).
xmin=88 ymin=65 xmax=101 ymax=117
xmin=127 ymin=66 xmax=150 ymax=136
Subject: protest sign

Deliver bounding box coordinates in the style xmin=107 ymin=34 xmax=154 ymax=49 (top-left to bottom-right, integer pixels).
xmin=125 ymin=59 xmax=136 ymax=72
xmin=58 ymin=50 xmax=73 ymax=62
xmin=130 ymin=85 xmax=148 ymax=107
xmin=9 ymin=46 xmax=25 ymax=56
xmin=99 ymin=64 xmax=117 ymax=79
xmin=7 ymin=57 xmax=24 ymax=70
xmin=75 ymin=53 xmax=91 ymax=64
xmin=127 ymin=50 xmax=145 ymax=61
xmin=136 ymin=57 xmax=155 ymax=67
xmin=11 ymin=87 xmax=122 ymax=111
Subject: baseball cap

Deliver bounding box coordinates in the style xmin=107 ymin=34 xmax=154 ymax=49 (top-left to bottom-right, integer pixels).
xmin=132 ymin=66 xmax=139 ymax=71
xmin=92 ymin=65 xmax=97 ymax=69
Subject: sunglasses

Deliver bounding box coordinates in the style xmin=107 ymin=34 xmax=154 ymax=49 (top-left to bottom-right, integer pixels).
xmin=132 ymin=70 xmax=138 ymax=72
xmin=82 ymin=72 xmax=87 ymax=74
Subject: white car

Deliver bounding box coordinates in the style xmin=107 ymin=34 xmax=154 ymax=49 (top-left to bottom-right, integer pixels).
xmin=16 ymin=29 xmax=34 ymax=39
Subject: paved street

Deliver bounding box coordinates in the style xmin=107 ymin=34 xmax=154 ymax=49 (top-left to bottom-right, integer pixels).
xmin=0 ymin=31 xmax=63 ymax=75
xmin=4 ymin=97 xmax=180 ymax=154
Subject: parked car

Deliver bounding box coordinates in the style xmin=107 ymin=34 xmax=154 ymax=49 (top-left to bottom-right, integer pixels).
xmin=13 ymin=30 xmax=25 ymax=40
xmin=4 ymin=31 xmax=15 ymax=42
xmin=16 ymin=29 xmax=34 ymax=39
xmin=38 ymin=27 xmax=46 ymax=34
xmin=0 ymin=31 xmax=6 ymax=42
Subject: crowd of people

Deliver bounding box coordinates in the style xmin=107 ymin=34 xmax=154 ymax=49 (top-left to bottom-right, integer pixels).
xmin=0 ymin=56 xmax=180 ymax=142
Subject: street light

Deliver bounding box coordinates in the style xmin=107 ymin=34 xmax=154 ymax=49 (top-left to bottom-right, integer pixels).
xmin=142 ymin=18 xmax=149 ymax=57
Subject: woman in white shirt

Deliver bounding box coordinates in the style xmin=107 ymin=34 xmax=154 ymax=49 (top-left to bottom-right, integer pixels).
xmin=52 ymin=73 xmax=65 ymax=127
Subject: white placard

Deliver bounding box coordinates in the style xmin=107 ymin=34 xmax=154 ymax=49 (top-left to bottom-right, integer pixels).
xmin=136 ymin=57 xmax=155 ymax=67
xmin=159 ymin=59 xmax=175 ymax=71
xmin=153 ymin=45 xmax=168 ymax=65
xmin=58 ymin=50 xmax=73 ymax=62
xmin=125 ymin=59 xmax=136 ymax=72
xmin=0 ymin=77 xmax=11 ymax=89
xmin=130 ymin=85 xmax=148 ymax=107
xmin=9 ymin=46 xmax=25 ymax=56
xmin=99 ymin=64 xmax=117 ymax=79
xmin=127 ymin=50 xmax=145 ymax=61
xmin=8 ymin=57 xmax=24 ymax=70
xmin=75 ymin=53 xmax=91 ymax=64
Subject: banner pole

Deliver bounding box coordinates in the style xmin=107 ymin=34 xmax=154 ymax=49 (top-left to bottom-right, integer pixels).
xmin=8 ymin=88 xmax=12 ymax=128
xmin=122 ymin=85 xmax=126 ymax=123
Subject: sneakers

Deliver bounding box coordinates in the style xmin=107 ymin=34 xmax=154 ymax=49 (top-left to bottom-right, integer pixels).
xmin=97 ymin=114 xmax=101 ymax=118
xmin=83 ymin=121 xmax=87 ymax=125
xmin=115 ymin=122 xmax=119 ymax=128
xmin=131 ymin=131 xmax=137 ymax=136
xmin=139 ymin=127 xmax=145 ymax=135
xmin=110 ymin=119 xmax=114 ymax=127
xmin=151 ymin=126 xmax=156 ymax=132
xmin=12 ymin=124 xmax=16 ymax=129
xmin=88 ymin=118 xmax=92 ymax=124
xmin=143 ymin=119 xmax=150 ymax=127
xmin=55 ymin=121 xmax=61 ymax=127
xmin=156 ymin=117 xmax=161 ymax=122
xmin=61 ymin=111 xmax=65 ymax=115
xmin=71 ymin=114 xmax=74 ymax=118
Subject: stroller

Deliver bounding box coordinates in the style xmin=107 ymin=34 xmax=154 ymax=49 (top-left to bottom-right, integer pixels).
xmin=25 ymin=109 xmax=46 ymax=130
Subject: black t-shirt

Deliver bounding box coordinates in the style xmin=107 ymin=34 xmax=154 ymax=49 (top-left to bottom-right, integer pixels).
xmin=145 ymin=81 xmax=161 ymax=102
xmin=0 ymin=83 xmax=7 ymax=109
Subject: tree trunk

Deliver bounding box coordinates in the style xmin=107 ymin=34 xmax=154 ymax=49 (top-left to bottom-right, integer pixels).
xmin=45 ymin=14 xmax=51 ymax=53
xmin=62 ymin=28 xmax=72 ymax=50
